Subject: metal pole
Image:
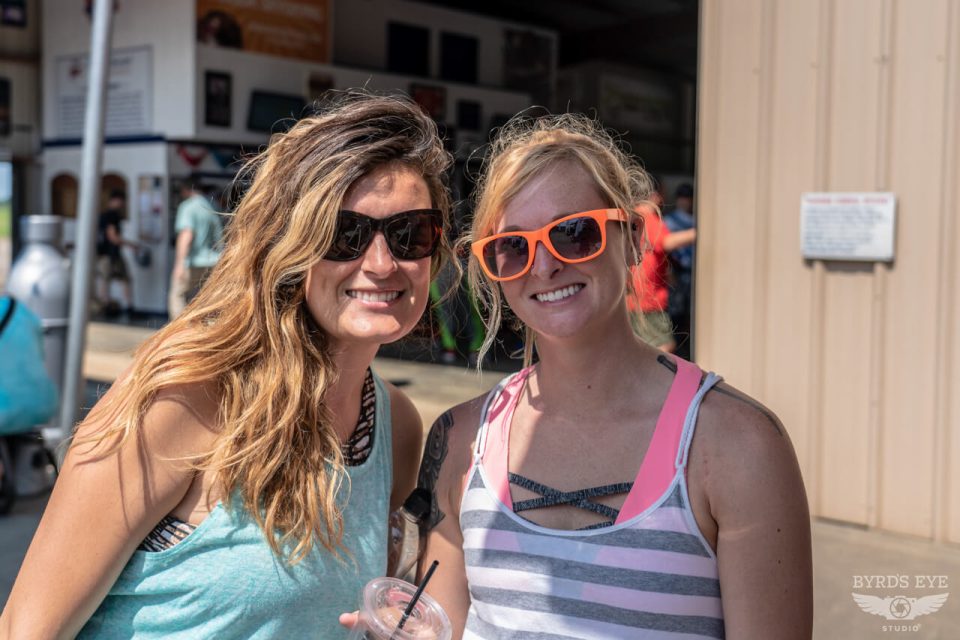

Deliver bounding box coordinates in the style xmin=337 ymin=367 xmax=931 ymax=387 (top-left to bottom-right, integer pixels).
xmin=58 ymin=0 xmax=115 ymax=445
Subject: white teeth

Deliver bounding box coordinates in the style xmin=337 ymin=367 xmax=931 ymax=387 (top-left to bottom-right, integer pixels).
xmin=535 ymin=284 xmax=583 ymax=302
xmin=348 ymin=290 xmax=401 ymax=302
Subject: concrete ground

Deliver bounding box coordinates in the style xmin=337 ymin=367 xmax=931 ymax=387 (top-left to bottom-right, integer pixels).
xmin=2 ymin=321 xmax=959 ymax=638
xmin=0 ymin=236 xmax=10 ymax=290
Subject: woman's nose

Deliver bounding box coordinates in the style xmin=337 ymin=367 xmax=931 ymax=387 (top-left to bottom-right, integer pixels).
xmin=528 ymin=240 xmax=562 ymax=279
xmin=361 ymin=233 xmax=398 ymax=276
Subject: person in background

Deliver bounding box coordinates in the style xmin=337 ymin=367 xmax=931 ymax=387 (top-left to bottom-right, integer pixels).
xmin=1 ymin=91 xmax=453 ymax=639
xmin=628 ymin=181 xmax=696 ymax=352
xmin=95 ymin=190 xmax=137 ymax=316
xmin=168 ymin=182 xmax=224 ymax=320
xmin=416 ymin=114 xmax=812 ymax=639
xmin=664 ymin=182 xmax=696 ymax=357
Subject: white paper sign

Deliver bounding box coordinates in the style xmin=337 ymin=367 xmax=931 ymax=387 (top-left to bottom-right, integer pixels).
xmin=800 ymin=192 xmax=896 ymax=261
xmin=55 ymin=46 xmax=153 ymax=138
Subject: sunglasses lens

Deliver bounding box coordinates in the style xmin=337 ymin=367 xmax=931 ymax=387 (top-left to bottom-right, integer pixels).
xmin=325 ymin=213 xmax=370 ymax=261
xmin=482 ymin=235 xmax=529 ymax=280
xmin=548 ymin=216 xmax=603 ymax=261
xmin=385 ymin=211 xmax=442 ymax=260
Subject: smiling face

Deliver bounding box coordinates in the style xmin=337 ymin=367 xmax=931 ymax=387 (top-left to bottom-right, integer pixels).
xmin=304 ymin=162 xmax=434 ymax=352
xmin=495 ymin=159 xmax=634 ymax=341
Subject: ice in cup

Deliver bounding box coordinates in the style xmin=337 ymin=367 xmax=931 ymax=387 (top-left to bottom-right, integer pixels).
xmin=347 ymin=577 xmax=452 ymax=640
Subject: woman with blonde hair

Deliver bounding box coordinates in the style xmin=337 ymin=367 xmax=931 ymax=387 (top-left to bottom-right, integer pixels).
xmin=416 ymin=114 xmax=813 ymax=639
xmin=2 ymin=91 xmax=453 ymax=638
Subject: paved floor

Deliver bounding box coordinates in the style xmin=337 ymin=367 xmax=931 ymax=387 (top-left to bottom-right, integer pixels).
xmin=0 ymin=237 xmax=10 ymax=290
xmin=3 ymin=321 xmax=960 ymax=638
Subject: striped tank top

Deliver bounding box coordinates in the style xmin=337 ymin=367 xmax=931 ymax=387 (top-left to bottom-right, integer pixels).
xmin=459 ymin=358 xmax=725 ymax=639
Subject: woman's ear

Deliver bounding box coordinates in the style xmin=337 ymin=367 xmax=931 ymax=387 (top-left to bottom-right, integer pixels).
xmin=630 ymin=214 xmax=645 ymax=256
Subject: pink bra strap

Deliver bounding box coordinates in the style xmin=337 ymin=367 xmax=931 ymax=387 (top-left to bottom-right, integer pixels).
xmin=616 ymin=357 xmax=703 ymax=523
xmin=470 ymin=367 xmax=532 ymax=508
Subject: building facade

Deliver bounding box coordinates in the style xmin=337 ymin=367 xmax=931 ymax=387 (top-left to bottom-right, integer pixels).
xmin=697 ymin=0 xmax=960 ymax=544
xmin=32 ymin=0 xmax=548 ymax=312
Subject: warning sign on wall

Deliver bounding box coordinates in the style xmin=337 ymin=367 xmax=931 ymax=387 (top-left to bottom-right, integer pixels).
xmin=800 ymin=192 xmax=896 ymax=262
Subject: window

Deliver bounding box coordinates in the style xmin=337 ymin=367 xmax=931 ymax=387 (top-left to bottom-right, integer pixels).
xmin=456 ymin=100 xmax=481 ymax=131
xmin=50 ymin=173 xmax=78 ymax=218
xmin=247 ymin=91 xmax=307 ymax=133
xmin=440 ymin=32 xmax=478 ymax=84
xmin=0 ymin=78 xmax=10 ymax=137
xmin=388 ymin=22 xmax=430 ymax=77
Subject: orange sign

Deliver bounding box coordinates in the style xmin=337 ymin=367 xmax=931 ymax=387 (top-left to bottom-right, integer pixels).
xmin=197 ymin=0 xmax=330 ymax=63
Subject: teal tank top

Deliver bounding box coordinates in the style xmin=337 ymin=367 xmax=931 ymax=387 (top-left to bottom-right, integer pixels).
xmin=78 ymin=372 xmax=393 ymax=639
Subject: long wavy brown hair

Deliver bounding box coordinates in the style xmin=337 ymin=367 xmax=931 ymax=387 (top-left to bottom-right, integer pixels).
xmin=75 ymin=90 xmax=453 ymax=562
xmin=464 ymin=113 xmax=655 ymax=366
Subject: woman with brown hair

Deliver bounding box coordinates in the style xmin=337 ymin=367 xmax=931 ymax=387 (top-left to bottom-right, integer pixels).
xmin=1 ymin=91 xmax=453 ymax=638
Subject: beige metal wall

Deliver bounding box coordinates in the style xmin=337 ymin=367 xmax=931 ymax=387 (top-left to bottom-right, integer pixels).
xmin=696 ymin=0 xmax=960 ymax=542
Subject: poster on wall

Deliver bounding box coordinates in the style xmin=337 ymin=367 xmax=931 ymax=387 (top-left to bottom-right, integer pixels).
xmin=307 ymin=72 xmax=334 ymax=106
xmin=55 ymin=46 xmax=152 ymax=138
xmin=138 ymin=175 xmax=165 ymax=244
xmin=410 ymin=83 xmax=447 ymax=122
xmin=196 ymin=0 xmax=330 ymax=63
xmin=503 ymin=29 xmax=552 ymax=107
xmin=0 ymin=0 xmax=27 ymax=27
xmin=0 ymin=78 xmax=10 ymax=137
xmin=204 ymin=71 xmax=232 ymax=127
xmin=598 ymin=75 xmax=677 ymax=137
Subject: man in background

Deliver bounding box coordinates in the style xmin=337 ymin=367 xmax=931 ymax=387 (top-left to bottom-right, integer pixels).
xmin=664 ymin=182 xmax=696 ymax=358
xmin=95 ymin=190 xmax=137 ymax=316
xmin=169 ymin=182 xmax=223 ymax=319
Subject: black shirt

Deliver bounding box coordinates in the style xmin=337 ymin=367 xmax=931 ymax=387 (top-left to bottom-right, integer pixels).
xmin=97 ymin=209 xmax=123 ymax=258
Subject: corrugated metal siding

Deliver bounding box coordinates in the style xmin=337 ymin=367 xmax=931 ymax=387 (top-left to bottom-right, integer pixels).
xmin=697 ymin=0 xmax=960 ymax=542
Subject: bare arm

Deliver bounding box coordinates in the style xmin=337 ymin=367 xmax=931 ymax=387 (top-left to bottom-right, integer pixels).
xmin=106 ymin=223 xmax=140 ymax=250
xmin=173 ymin=228 xmax=194 ymax=280
xmin=0 ymin=378 xmax=219 ymax=638
xmin=694 ymin=386 xmax=813 ymax=639
xmin=387 ymin=384 xmax=423 ymax=512
xmin=662 ymin=227 xmax=696 ymax=253
xmin=417 ymin=403 xmax=481 ymax=640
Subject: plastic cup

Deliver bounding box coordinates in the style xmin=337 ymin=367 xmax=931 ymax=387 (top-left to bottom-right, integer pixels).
xmin=347 ymin=577 xmax=452 ymax=640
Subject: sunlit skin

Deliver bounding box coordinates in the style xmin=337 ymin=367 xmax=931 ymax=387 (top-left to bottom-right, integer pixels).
xmin=496 ymin=160 xmax=637 ymax=345
xmin=305 ymin=162 xmax=434 ymax=356
xmin=412 ymin=158 xmax=812 ymax=639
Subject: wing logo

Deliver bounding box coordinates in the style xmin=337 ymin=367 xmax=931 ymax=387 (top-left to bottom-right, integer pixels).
xmin=851 ymin=593 xmax=949 ymax=621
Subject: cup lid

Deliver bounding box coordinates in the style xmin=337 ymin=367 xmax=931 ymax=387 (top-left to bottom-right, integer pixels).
xmin=361 ymin=577 xmax=452 ymax=640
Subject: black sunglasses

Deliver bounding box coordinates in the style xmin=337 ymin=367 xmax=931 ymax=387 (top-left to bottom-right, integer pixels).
xmin=324 ymin=209 xmax=443 ymax=261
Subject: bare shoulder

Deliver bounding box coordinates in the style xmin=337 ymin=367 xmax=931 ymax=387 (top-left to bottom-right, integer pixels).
xmin=70 ymin=371 xmax=221 ymax=467
xmin=692 ymin=378 xmax=807 ymax=513
xmin=385 ymin=381 xmax=422 ymax=437
xmin=697 ymin=379 xmax=791 ymax=452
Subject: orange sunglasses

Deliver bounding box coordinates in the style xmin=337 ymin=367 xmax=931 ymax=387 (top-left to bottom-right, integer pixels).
xmin=471 ymin=208 xmax=630 ymax=282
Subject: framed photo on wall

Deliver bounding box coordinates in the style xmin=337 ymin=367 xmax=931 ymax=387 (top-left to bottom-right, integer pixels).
xmin=0 ymin=78 xmax=10 ymax=136
xmin=456 ymin=100 xmax=481 ymax=131
xmin=409 ymin=83 xmax=447 ymax=122
xmin=307 ymin=72 xmax=334 ymax=106
xmin=204 ymin=70 xmax=232 ymax=128
xmin=1 ymin=0 xmax=27 ymax=27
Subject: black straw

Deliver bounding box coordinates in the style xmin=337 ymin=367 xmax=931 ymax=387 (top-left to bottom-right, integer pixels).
xmin=394 ymin=560 xmax=439 ymax=634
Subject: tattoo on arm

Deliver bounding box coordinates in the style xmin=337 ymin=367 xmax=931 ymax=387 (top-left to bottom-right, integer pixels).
xmin=713 ymin=386 xmax=785 ymax=436
xmin=417 ymin=410 xmax=455 ymax=530
xmin=657 ymin=354 xmax=677 ymax=373
xmin=656 ymin=354 xmax=784 ymax=436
